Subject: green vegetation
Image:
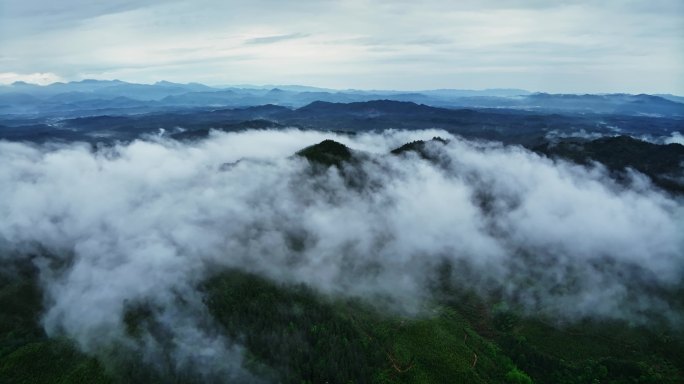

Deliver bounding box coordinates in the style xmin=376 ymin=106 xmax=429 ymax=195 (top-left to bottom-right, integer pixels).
xmin=201 ymin=269 xmax=518 ymax=384
xmin=1 ymin=263 xmax=682 ymax=383
xmin=202 ymin=269 xmax=684 ymax=383
xmin=0 ymin=262 xmax=111 ymax=384
xmin=535 ymin=135 xmax=684 ymax=194
xmin=296 ymin=139 xmax=353 ymax=167
xmin=390 ymin=137 xmax=448 ymax=162
xmin=506 ymin=368 xmax=532 ymax=384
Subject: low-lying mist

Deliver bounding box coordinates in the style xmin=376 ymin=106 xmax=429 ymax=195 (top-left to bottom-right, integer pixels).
xmin=0 ymin=129 xmax=682 ymax=380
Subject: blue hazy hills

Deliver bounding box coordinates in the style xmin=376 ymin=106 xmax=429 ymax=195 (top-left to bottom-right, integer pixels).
xmin=1 ymin=79 xmax=682 ymax=118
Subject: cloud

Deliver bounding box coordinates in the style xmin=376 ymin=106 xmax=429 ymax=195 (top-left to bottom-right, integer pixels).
xmin=0 ymin=129 xmax=682 ymax=379
xmin=0 ymin=0 xmax=167 ymax=29
xmin=245 ymin=33 xmax=309 ymax=45
xmin=1 ymin=1 xmax=681 ymax=92
xmin=665 ymin=131 xmax=684 ymax=145
xmin=0 ymin=72 xmax=64 ymax=85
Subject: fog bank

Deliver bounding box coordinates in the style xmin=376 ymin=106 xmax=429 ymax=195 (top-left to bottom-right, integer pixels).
xmin=0 ymin=129 xmax=682 ymax=378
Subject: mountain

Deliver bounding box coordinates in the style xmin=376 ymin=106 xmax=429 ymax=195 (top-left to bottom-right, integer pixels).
xmin=390 ymin=137 xmax=449 ymax=160
xmin=524 ymin=93 xmax=684 ymax=116
xmin=2 ymin=136 xmax=682 ymax=383
xmin=296 ymin=139 xmax=353 ymax=167
xmin=2 ymin=80 xmax=682 ymax=119
xmin=535 ymin=135 xmax=684 ymax=193
xmin=3 ymin=99 xmax=683 ymax=146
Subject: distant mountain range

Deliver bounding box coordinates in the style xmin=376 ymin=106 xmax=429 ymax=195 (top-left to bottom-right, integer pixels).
xmin=2 ymin=98 xmax=681 ymax=146
xmin=1 ymin=94 xmax=682 ymax=151
xmin=1 ymin=79 xmax=682 ymax=118
xmin=1 ymin=80 xmax=682 ymax=197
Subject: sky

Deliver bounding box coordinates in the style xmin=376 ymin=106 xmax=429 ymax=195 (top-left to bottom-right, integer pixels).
xmin=0 ymin=0 xmax=683 ymax=93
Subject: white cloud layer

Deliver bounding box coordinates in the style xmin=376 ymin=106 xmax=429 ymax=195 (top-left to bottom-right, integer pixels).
xmin=665 ymin=131 xmax=684 ymax=145
xmin=0 ymin=72 xmax=64 ymax=85
xmin=0 ymin=130 xmax=682 ymax=377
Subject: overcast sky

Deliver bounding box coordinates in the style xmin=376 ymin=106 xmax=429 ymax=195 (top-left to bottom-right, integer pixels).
xmin=1 ymin=0 xmax=682 ymax=93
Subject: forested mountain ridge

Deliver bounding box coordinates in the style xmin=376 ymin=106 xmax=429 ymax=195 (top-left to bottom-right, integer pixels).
xmin=1 ymin=136 xmax=682 ymax=383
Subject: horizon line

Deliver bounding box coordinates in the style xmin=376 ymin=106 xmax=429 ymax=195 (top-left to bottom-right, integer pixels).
xmin=2 ymin=78 xmax=683 ymax=97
